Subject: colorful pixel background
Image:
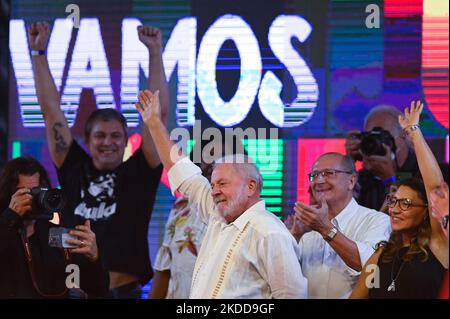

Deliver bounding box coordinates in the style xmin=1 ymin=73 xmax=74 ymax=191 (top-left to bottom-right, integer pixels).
xmin=7 ymin=0 xmax=449 ymax=295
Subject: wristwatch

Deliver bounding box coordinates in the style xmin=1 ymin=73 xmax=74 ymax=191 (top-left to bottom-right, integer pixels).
xmin=323 ymin=226 xmax=338 ymax=242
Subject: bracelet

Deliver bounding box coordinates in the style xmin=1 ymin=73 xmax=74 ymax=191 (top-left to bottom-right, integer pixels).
xmin=31 ymin=50 xmax=46 ymax=56
xmin=403 ymin=124 xmax=420 ymax=136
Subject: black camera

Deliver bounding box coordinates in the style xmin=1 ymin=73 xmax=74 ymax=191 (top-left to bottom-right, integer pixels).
xmin=27 ymin=187 xmax=65 ymax=220
xmin=351 ymin=127 xmax=396 ymax=157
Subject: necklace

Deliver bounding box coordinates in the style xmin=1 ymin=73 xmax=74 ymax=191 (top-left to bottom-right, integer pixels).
xmin=387 ymin=250 xmax=406 ymax=292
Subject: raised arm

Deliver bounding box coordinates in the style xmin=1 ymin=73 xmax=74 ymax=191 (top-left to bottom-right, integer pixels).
xmin=136 ymin=90 xmax=181 ymax=172
xmin=136 ymin=91 xmax=215 ymax=222
xmin=430 ymin=182 xmax=449 ymax=237
xmin=29 ymin=22 xmax=72 ymax=168
xmin=137 ymin=26 xmax=169 ymax=168
xmin=398 ymin=101 xmax=446 ymax=238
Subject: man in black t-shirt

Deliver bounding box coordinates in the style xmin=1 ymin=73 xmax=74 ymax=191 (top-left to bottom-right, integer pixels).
xmin=29 ymin=22 xmax=169 ymax=298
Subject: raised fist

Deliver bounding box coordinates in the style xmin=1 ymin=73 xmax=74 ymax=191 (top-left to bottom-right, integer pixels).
xmin=28 ymin=21 xmax=50 ymax=51
xmin=137 ymin=25 xmax=162 ymax=50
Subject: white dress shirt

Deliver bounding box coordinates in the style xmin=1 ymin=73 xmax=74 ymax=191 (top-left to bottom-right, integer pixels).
xmin=168 ymin=157 xmax=308 ymax=299
xmin=298 ymin=198 xmax=391 ymax=299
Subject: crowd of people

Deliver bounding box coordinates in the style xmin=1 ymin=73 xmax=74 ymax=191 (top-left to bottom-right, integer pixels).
xmin=0 ymin=21 xmax=448 ymax=299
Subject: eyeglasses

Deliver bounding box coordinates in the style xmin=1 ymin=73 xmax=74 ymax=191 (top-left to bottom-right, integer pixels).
xmin=308 ymin=169 xmax=353 ymax=182
xmin=386 ymin=195 xmax=428 ymax=211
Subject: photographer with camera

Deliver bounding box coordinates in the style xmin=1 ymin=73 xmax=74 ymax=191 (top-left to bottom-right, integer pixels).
xmin=0 ymin=157 xmax=109 ymax=298
xmin=345 ymin=105 xmax=419 ymax=210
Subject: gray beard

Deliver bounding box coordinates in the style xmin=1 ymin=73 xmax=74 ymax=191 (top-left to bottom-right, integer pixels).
xmin=219 ymin=187 xmax=247 ymax=218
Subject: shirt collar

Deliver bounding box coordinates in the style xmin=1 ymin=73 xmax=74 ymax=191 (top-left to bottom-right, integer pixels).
xmin=228 ymin=200 xmax=266 ymax=231
xmin=331 ymin=198 xmax=359 ymax=230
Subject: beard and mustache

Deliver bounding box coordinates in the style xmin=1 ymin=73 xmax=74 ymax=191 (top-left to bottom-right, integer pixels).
xmin=214 ymin=185 xmax=248 ymax=218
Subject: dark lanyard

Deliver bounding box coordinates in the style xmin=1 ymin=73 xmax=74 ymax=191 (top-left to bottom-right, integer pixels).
xmin=20 ymin=227 xmax=71 ymax=298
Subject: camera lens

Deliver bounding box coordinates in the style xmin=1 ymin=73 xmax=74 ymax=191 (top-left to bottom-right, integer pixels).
xmin=359 ymin=128 xmax=395 ymax=157
xmin=29 ymin=187 xmax=64 ymax=219
xmin=42 ymin=189 xmax=64 ymax=211
xmin=360 ymin=135 xmax=385 ymax=157
xmin=46 ymin=191 xmax=62 ymax=209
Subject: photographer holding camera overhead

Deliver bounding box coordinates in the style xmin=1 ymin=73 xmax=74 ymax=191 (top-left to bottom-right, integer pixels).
xmin=0 ymin=157 xmax=109 ymax=298
xmin=345 ymin=105 xmax=419 ymax=211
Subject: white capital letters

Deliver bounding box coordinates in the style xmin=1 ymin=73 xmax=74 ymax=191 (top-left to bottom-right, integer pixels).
xmin=61 ymin=18 xmax=116 ymax=126
xmin=259 ymin=15 xmax=319 ymax=127
xmin=163 ymin=17 xmax=197 ymax=126
xmin=196 ymin=14 xmax=262 ymax=127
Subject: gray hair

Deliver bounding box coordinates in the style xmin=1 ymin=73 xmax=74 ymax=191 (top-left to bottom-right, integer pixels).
xmin=214 ymin=154 xmax=263 ymax=193
xmin=316 ymin=152 xmax=357 ymax=175
xmin=364 ymin=104 xmax=403 ymax=135
xmin=314 ymin=152 xmax=358 ymax=196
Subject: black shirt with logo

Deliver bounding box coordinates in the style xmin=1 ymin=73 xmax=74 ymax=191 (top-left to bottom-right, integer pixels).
xmin=57 ymin=140 xmax=163 ymax=285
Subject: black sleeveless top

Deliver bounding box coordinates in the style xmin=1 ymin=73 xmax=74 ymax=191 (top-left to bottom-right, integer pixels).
xmin=369 ymin=246 xmax=446 ymax=299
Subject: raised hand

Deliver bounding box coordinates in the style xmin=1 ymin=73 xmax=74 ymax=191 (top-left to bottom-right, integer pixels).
xmin=399 ymin=100 xmax=423 ymax=129
xmin=135 ymin=90 xmax=161 ymax=127
xmin=28 ymin=21 xmax=50 ymax=51
xmin=137 ymin=25 xmax=162 ymax=50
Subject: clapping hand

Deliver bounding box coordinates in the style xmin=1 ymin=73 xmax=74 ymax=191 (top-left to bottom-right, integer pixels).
xmin=284 ymin=214 xmax=311 ymax=241
xmin=294 ymin=197 xmax=332 ymax=237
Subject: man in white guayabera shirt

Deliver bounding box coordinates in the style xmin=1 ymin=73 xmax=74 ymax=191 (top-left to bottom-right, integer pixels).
xmin=292 ymin=152 xmax=391 ymax=298
xmin=135 ymin=90 xmax=308 ymax=299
